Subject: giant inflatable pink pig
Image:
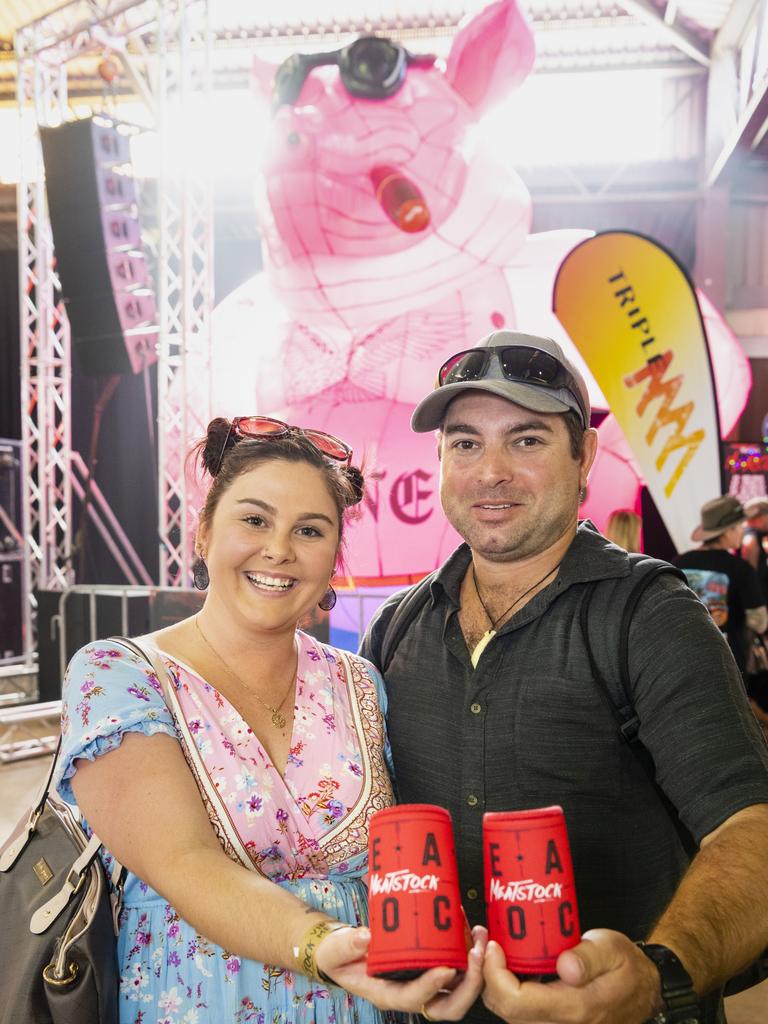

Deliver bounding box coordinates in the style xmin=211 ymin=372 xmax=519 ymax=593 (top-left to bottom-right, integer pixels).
xmin=211 ymin=0 xmax=750 ymax=581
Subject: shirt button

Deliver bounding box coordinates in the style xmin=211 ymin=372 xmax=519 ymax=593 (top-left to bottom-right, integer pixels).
xmin=466 ymin=887 xmax=479 ymax=900
xmin=470 ymin=702 xmax=482 ymax=714
xmin=467 ymin=794 xmax=478 ymax=807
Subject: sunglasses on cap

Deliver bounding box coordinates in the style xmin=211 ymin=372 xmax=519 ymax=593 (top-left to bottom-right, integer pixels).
xmin=437 ymin=346 xmax=589 ymax=427
xmin=214 ymin=416 xmax=353 ymax=476
xmin=272 ymin=36 xmax=436 ymax=112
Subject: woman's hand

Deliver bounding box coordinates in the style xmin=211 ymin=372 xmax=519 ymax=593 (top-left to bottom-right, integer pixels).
xmin=314 ymin=924 xmax=488 ymax=1019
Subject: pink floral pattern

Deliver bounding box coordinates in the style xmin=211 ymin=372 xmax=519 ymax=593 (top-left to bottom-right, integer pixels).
xmin=55 ymin=632 xmax=400 ymax=1024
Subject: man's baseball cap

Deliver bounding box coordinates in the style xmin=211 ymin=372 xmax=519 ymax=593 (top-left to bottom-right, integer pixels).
xmin=410 ymin=330 xmax=591 ymax=433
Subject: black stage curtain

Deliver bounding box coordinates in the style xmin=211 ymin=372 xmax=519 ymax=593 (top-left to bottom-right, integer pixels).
xmin=71 ymin=217 xmax=263 ymax=585
xmin=0 ymin=249 xmax=21 ymax=441
xmin=0 ymin=247 xmax=159 ymax=583
xmin=70 ymin=362 xmax=159 ymax=584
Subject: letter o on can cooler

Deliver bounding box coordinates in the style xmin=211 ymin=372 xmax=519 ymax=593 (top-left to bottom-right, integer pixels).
xmin=483 ymin=806 xmax=581 ymax=974
xmin=367 ymin=804 xmax=466 ymax=978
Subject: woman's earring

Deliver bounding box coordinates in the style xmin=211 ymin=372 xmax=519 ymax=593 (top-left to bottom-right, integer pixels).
xmin=318 ymin=584 xmax=336 ymax=612
xmin=192 ymin=557 xmax=210 ymax=591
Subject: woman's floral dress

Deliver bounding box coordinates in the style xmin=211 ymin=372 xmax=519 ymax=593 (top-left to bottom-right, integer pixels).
xmin=54 ymin=631 xmax=398 ymax=1024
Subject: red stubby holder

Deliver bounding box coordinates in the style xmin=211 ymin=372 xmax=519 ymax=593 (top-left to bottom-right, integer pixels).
xmin=483 ymin=805 xmax=581 ymax=974
xmin=367 ymin=804 xmax=466 ymax=978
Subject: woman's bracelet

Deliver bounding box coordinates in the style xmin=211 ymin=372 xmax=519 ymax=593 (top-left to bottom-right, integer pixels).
xmin=293 ymin=920 xmax=350 ymax=984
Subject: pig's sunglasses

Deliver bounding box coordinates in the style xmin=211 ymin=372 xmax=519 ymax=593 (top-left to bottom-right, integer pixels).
xmin=213 ymin=416 xmax=353 ymax=476
xmin=272 ymin=36 xmax=436 ymax=112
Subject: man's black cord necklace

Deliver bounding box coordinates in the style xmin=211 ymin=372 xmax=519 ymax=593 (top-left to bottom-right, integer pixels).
xmin=469 ymin=559 xmax=563 ymax=667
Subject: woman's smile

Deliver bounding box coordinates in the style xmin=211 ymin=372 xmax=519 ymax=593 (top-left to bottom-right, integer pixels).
xmin=243 ymin=570 xmax=298 ymax=595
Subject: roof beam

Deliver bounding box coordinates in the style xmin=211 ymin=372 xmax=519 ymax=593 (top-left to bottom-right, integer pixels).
xmin=616 ymin=0 xmax=711 ymax=66
xmin=713 ymin=0 xmax=760 ymax=54
xmin=705 ymin=0 xmax=768 ymax=184
xmin=663 ymin=1 xmax=680 ymax=26
xmin=705 ymin=71 xmax=768 ymax=185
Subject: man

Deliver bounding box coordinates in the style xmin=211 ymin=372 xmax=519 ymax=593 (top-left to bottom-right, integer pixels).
xmin=674 ymin=495 xmax=768 ymax=676
xmin=742 ymin=497 xmax=768 ymax=603
xmin=361 ymin=330 xmax=768 ymax=1024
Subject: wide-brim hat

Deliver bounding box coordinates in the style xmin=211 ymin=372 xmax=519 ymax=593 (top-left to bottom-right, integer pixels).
xmin=410 ymin=330 xmax=591 ymax=433
xmin=691 ymin=494 xmax=746 ymax=542
xmin=744 ymin=497 xmax=768 ymax=519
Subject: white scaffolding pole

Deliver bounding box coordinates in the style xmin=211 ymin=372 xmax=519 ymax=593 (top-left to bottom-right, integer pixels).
xmin=155 ymin=0 xmax=213 ymax=587
xmin=14 ymin=0 xmax=215 ymax=640
xmin=15 ymin=52 xmax=73 ymax=664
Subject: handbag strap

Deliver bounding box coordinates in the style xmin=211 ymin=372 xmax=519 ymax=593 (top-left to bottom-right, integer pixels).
xmin=112 ymin=634 xmax=357 ymax=874
xmin=29 ymin=831 xmax=103 ymax=934
xmin=0 ymin=735 xmax=64 ymax=871
xmin=110 ymin=634 xmax=257 ymax=871
xmin=1 ymin=649 xmax=130 ymax=935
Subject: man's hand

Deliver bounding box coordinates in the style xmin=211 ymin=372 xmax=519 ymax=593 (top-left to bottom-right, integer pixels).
xmin=315 ymin=923 xmax=488 ymax=1020
xmin=482 ymin=929 xmax=662 ymax=1024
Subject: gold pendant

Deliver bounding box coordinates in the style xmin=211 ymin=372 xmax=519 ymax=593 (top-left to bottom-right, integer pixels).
xmin=271 ymin=709 xmax=287 ymax=730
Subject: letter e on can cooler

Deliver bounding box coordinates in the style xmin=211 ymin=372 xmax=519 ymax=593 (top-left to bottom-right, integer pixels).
xmin=483 ymin=806 xmax=581 ymax=974
xmin=367 ymin=804 xmax=466 ymax=978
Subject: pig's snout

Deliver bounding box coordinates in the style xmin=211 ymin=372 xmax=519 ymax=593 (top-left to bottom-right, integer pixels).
xmin=370 ymin=165 xmax=430 ymax=233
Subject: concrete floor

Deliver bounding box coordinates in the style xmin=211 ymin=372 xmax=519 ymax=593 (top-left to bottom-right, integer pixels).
xmin=1 ymin=756 xmax=767 ymax=1021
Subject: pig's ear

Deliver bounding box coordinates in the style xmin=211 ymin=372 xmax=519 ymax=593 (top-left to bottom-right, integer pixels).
xmin=445 ymin=0 xmax=535 ymax=114
xmin=252 ymin=55 xmax=279 ymax=102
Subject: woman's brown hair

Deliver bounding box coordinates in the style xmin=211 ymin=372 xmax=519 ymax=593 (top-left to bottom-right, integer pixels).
xmin=192 ymin=418 xmax=364 ymax=553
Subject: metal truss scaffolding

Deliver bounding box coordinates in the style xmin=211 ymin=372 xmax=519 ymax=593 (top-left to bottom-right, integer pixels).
xmin=14 ymin=0 xmax=214 ymax=659
xmin=154 ymin=1 xmax=214 ymax=587
xmin=15 ymin=56 xmax=73 ymax=662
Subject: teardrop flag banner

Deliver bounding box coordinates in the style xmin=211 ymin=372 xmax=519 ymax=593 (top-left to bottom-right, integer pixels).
xmin=553 ymin=231 xmax=724 ymax=553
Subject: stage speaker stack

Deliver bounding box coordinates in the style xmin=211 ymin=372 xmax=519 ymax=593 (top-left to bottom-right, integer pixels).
xmin=0 ymin=439 xmax=24 ymax=664
xmin=40 ymin=116 xmax=159 ymax=375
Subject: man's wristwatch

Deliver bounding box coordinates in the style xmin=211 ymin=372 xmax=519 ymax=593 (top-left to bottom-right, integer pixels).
xmin=636 ymin=942 xmax=700 ymax=1024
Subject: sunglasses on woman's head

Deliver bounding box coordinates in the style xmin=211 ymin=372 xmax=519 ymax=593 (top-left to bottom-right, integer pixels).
xmin=213 ymin=416 xmax=353 ymax=477
xmin=437 ymin=346 xmax=588 ymax=427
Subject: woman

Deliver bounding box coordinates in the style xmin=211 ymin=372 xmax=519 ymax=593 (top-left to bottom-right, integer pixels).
xmin=54 ymin=416 xmax=485 ymax=1024
xmin=604 ymin=509 xmax=642 ymax=552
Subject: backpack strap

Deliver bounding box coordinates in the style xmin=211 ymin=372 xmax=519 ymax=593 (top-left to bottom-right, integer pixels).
xmin=617 ymin=563 xmax=688 ymax=741
xmin=580 ymin=563 xmax=687 ymax=746
xmin=582 ymin=567 xmax=768 ymax=994
xmin=579 ymin=563 xmax=695 ymax=858
xmin=379 ymin=571 xmax=438 ymax=673
xmin=578 ymin=581 xmax=638 ymax=743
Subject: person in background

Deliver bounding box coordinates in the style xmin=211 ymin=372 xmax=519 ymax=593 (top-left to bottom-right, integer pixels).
xmin=740 ymin=497 xmax=768 ymax=722
xmin=53 ymin=416 xmax=485 ymax=1024
xmin=674 ymin=495 xmax=768 ymax=678
xmin=604 ymin=507 xmax=642 ymax=552
xmin=741 ymin=497 xmax=768 ymax=603
xmin=362 ymin=331 xmax=768 ymax=1024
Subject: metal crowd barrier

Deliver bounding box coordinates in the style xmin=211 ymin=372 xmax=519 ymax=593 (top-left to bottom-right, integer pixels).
xmin=0 ymin=700 xmax=60 ymax=764
xmin=55 ymin=584 xmax=204 ymax=684
xmin=0 ymin=582 xmax=393 ymax=764
xmin=0 ymin=584 xmax=203 ymax=765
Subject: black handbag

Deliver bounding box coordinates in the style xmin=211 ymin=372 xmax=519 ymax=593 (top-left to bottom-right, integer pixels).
xmin=0 ymin=738 xmax=123 ymax=1023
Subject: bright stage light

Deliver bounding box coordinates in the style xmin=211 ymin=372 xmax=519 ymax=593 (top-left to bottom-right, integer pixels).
xmin=130 ymin=90 xmax=271 ymax=182
xmin=478 ymin=68 xmax=676 ymax=169
xmin=0 ymin=110 xmax=21 ymax=184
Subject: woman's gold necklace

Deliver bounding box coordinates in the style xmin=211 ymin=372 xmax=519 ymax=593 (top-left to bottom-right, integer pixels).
xmin=194 ymin=615 xmax=295 ymax=730
xmin=470 ymin=560 xmax=563 ymax=668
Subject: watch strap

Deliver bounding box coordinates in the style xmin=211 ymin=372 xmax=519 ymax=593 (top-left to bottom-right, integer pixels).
xmin=636 ymin=942 xmax=700 ymax=1024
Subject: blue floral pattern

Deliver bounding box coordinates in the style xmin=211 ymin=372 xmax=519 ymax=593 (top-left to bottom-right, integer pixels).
xmin=55 ymin=632 xmax=400 ymax=1024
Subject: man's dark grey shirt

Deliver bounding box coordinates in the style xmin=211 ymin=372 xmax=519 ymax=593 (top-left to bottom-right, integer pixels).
xmin=361 ymin=522 xmax=768 ymax=1018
